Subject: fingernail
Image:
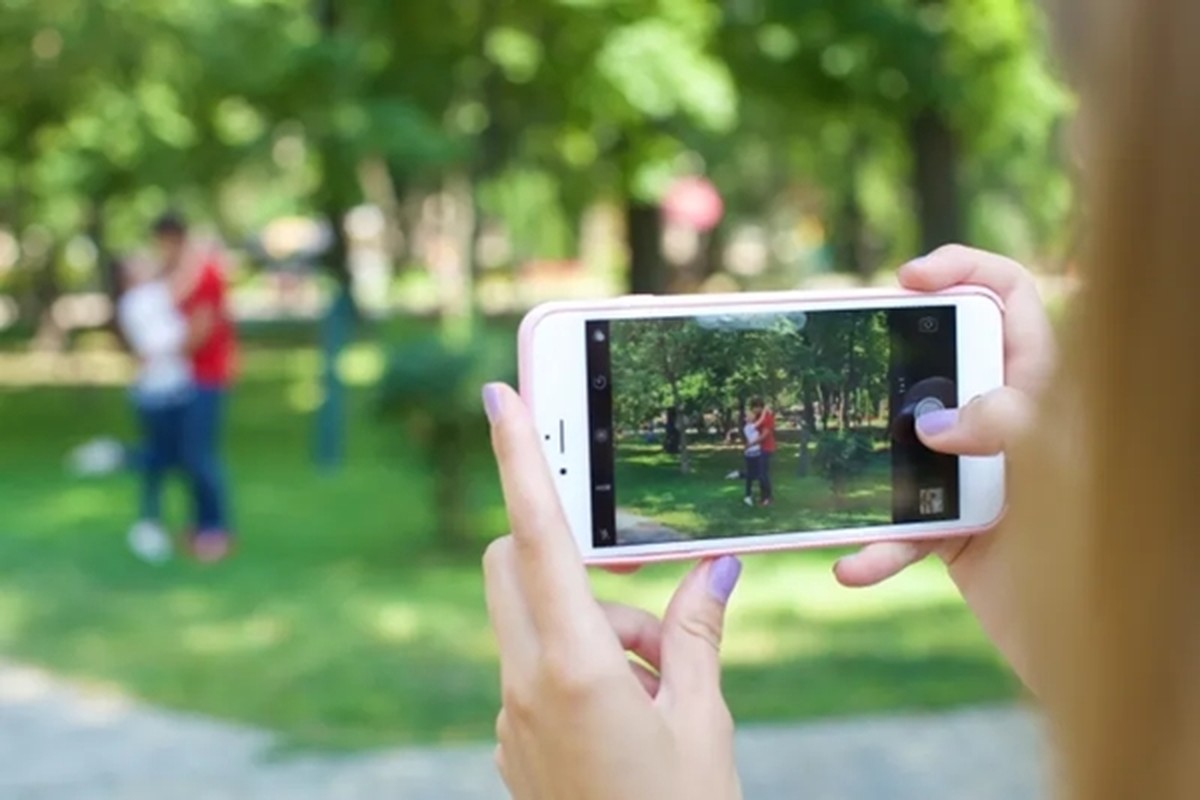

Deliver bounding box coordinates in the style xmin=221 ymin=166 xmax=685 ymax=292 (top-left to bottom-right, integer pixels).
xmin=902 ymin=254 xmax=929 ymax=270
xmin=916 ymin=408 xmax=958 ymax=437
xmin=707 ymin=556 xmax=743 ymax=605
xmin=481 ymin=383 xmax=503 ymax=424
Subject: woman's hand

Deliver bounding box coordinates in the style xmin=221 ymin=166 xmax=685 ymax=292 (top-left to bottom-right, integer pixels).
xmin=482 ymin=383 xmax=744 ymax=800
xmin=834 ymin=245 xmax=1056 ymax=683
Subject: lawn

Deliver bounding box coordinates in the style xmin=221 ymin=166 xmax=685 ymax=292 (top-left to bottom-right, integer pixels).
xmin=616 ymin=440 xmax=890 ymax=537
xmin=0 ymin=332 xmax=1019 ymax=750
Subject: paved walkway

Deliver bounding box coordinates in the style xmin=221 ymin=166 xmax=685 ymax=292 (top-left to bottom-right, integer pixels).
xmin=614 ymin=510 xmax=689 ymax=544
xmin=0 ymin=661 xmax=1045 ymax=800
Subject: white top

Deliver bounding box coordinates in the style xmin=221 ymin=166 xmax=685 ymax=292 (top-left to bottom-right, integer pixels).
xmin=118 ymin=281 xmax=191 ymax=399
xmin=743 ymin=422 xmax=761 ymax=457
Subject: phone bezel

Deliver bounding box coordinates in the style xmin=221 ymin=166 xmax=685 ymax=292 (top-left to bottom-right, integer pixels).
xmin=518 ymin=288 xmax=1006 ymax=565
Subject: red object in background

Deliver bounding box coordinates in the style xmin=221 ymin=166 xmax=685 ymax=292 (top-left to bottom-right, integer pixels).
xmin=662 ymin=176 xmax=724 ymax=232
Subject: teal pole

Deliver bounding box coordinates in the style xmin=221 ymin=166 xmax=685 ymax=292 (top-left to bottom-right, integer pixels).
xmin=316 ymin=288 xmax=352 ymax=470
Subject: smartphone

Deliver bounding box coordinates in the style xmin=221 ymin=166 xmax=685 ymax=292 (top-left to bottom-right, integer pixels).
xmin=518 ymin=288 xmax=1006 ymax=565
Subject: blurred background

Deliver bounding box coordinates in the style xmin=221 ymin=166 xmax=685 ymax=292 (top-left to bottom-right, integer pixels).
xmin=0 ymin=0 xmax=1067 ymax=796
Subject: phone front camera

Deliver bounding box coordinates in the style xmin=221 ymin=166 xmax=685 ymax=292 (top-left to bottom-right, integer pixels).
xmin=592 ymin=375 xmax=608 ymax=391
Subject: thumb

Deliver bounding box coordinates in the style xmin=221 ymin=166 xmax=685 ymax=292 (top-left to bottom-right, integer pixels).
xmin=915 ymin=386 xmax=1034 ymax=456
xmin=658 ymin=556 xmax=741 ymax=709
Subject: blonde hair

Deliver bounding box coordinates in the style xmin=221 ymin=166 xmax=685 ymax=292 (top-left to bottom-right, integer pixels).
xmin=1017 ymin=1 xmax=1200 ymax=797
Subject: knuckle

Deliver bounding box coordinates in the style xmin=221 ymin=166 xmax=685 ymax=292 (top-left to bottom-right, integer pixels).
xmin=500 ymin=683 xmax=534 ymax=721
xmin=541 ymin=648 xmax=610 ymax=699
xmin=678 ymin=612 xmax=724 ymax=653
xmin=482 ymin=536 xmax=514 ymax=576
xmin=959 ymin=388 xmax=1033 ymax=453
xmin=932 ymin=243 xmax=971 ymax=261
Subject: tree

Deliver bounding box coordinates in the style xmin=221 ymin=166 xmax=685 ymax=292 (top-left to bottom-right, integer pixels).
xmin=813 ymin=429 xmax=875 ymax=505
xmin=610 ymin=317 xmax=712 ymax=473
xmin=724 ymin=0 xmax=1071 ymax=276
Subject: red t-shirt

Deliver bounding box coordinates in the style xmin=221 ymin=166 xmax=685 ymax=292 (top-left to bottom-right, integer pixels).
xmin=180 ymin=259 xmax=236 ymax=387
xmin=756 ymin=409 xmax=777 ymax=454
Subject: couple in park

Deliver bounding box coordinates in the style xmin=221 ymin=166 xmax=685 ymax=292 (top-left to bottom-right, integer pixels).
xmin=77 ymin=213 xmax=237 ymax=564
xmin=736 ymin=398 xmax=776 ymax=507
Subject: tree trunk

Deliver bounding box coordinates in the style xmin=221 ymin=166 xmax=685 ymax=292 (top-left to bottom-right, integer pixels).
xmin=31 ymin=242 xmax=65 ymax=351
xmin=702 ymin=223 xmax=726 ymax=283
xmin=320 ymin=202 xmax=355 ymax=299
xmin=833 ymin=475 xmax=847 ymax=509
xmin=431 ymin=418 xmax=475 ymax=551
xmin=627 ymin=200 xmax=665 ymax=294
xmin=832 ymin=134 xmax=872 ymax=281
xmin=468 ymin=0 xmax=504 ymax=287
xmin=843 ymin=318 xmax=858 ymax=429
xmin=797 ymin=426 xmax=811 ymax=477
xmin=315 ymin=0 xmax=361 ymax=320
xmin=910 ymin=107 xmax=963 ymax=252
xmin=664 ymin=405 xmax=681 ymax=455
xmin=678 ymin=410 xmax=691 ymax=475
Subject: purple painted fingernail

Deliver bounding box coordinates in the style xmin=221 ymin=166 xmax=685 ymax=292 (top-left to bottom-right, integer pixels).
xmin=707 ymin=556 xmax=743 ymax=605
xmin=482 ymin=384 xmax=503 ymax=424
xmin=916 ymin=408 xmax=959 ymax=437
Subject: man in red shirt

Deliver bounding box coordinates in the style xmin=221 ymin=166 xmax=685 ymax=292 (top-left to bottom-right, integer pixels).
xmin=154 ymin=212 xmax=237 ymax=562
xmin=750 ymin=397 xmax=775 ymax=506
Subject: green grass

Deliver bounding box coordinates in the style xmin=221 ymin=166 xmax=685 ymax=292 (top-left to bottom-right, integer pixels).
xmin=0 ymin=335 xmax=1019 ymax=750
xmin=616 ymin=441 xmax=890 ymax=537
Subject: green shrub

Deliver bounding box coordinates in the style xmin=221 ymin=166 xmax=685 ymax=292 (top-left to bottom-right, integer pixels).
xmin=812 ymin=430 xmax=875 ymax=502
xmin=377 ymin=333 xmax=514 ymax=550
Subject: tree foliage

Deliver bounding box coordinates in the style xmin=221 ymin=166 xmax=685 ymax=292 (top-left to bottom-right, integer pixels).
xmin=0 ymin=0 xmax=1072 ymax=315
xmin=609 ymin=310 xmax=890 ymax=473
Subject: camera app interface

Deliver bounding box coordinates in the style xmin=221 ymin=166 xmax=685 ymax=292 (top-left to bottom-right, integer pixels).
xmin=585 ymin=307 xmax=959 ymax=548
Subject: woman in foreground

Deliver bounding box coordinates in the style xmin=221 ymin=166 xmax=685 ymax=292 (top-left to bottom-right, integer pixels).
xmin=480 ymin=0 xmax=1200 ymax=798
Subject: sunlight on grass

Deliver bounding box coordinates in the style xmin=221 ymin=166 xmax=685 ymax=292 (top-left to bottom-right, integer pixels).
xmin=590 ymin=555 xmax=974 ymax=668
xmin=338 ymin=343 xmax=385 ymax=387
xmin=20 ymin=484 xmax=132 ymax=532
xmin=0 ymin=350 xmax=1017 ymax=748
xmin=371 ymin=602 xmax=422 ymax=643
xmin=183 ymin=615 xmax=290 ymax=655
xmin=286 ymin=379 xmax=323 ymax=413
xmin=0 ymin=589 xmax=29 ymax=643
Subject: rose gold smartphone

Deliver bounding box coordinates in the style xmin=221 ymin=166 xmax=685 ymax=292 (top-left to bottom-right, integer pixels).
xmin=518 ymin=288 xmax=1005 ymax=565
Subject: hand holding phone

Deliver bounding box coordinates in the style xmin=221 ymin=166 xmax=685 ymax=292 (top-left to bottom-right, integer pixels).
xmin=518 ymin=281 xmax=1007 ymax=565
xmin=833 ymin=246 xmax=1053 ymax=690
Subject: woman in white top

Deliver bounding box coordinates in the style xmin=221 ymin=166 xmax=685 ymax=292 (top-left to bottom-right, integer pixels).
xmin=116 ymin=256 xmax=192 ymax=562
xmin=741 ymin=413 xmax=763 ymax=506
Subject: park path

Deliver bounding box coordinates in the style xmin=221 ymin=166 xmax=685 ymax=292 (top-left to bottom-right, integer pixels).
xmin=613 ymin=510 xmax=690 ymax=544
xmin=0 ymin=660 xmax=1046 ymax=800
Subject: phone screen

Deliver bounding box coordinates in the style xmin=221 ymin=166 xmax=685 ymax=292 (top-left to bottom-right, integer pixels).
xmin=584 ymin=306 xmax=960 ymax=548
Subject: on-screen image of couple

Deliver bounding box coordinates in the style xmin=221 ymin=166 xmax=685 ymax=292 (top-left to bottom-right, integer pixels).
xmin=725 ymin=398 xmax=776 ymax=508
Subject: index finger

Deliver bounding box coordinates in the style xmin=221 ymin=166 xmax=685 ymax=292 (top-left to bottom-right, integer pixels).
xmin=898 ymin=245 xmax=1056 ymax=395
xmin=482 ymin=383 xmax=598 ymax=635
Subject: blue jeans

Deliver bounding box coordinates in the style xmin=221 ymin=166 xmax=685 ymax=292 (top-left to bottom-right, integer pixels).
xmin=134 ymin=393 xmax=189 ymax=522
xmin=182 ymin=386 xmax=230 ymax=533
